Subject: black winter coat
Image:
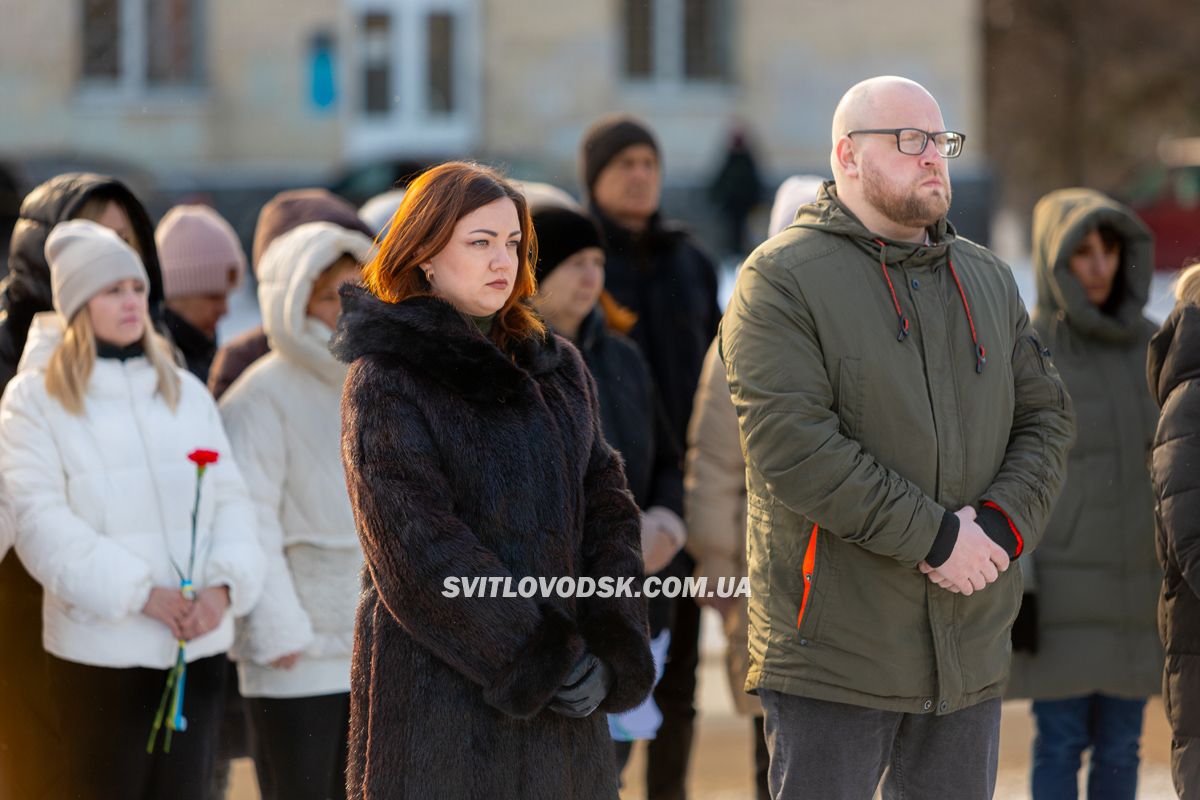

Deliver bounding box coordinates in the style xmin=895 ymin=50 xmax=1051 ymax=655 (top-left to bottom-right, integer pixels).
xmin=576 ymin=308 xmax=682 ymax=517
xmin=593 ymin=209 xmax=721 ymax=452
xmin=163 ymin=306 xmax=216 ymax=384
xmin=0 ymin=173 xmax=164 ymax=388
xmin=574 ymin=307 xmax=682 ymax=636
xmin=331 ymin=287 xmax=654 ymax=800
xmin=1149 ymin=304 xmax=1200 ymax=796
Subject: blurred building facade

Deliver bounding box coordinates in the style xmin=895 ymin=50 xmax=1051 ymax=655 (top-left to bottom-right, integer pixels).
xmin=0 ymin=0 xmax=985 ymax=192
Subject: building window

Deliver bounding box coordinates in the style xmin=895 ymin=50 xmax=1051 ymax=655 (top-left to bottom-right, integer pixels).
xmin=347 ymin=0 xmax=479 ymax=157
xmin=146 ymin=0 xmax=202 ymax=86
xmin=361 ymin=13 xmax=392 ymax=115
xmin=78 ymin=0 xmax=204 ymax=92
xmin=622 ymin=0 xmax=730 ymax=84
xmin=623 ymin=0 xmax=654 ymax=79
xmin=427 ymin=12 xmax=456 ymax=113
xmin=81 ymin=0 xmax=121 ymax=79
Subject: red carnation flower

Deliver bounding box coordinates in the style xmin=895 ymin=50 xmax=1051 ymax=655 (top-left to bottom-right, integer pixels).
xmin=187 ymin=449 xmax=220 ymax=468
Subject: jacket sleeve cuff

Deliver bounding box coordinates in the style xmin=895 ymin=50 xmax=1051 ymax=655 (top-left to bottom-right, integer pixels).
xmin=978 ymin=501 xmax=1023 ymax=559
xmin=924 ymin=510 xmax=960 ymax=568
xmin=481 ymin=603 xmax=585 ymax=719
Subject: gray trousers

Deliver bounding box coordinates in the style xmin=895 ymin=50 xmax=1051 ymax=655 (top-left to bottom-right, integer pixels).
xmin=760 ymin=689 xmax=1001 ymax=800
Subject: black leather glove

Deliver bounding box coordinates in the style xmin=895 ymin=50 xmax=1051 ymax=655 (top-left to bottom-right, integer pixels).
xmin=548 ymin=653 xmax=613 ymax=718
xmin=1011 ymin=593 xmax=1039 ymax=654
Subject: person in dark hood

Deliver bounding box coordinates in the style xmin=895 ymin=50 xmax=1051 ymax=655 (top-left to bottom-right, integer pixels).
xmin=1006 ymin=188 xmax=1160 ymax=800
xmin=207 ymin=188 xmax=373 ymax=399
xmin=0 ymin=171 xmax=164 ymax=800
xmin=0 ymin=173 xmax=164 ymax=387
xmin=1147 ymin=261 xmax=1200 ymax=799
xmin=529 ymin=203 xmax=685 ymax=771
xmin=580 ymin=113 xmax=720 ymax=799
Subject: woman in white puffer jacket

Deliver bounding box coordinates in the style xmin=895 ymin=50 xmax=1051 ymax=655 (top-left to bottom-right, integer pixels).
xmin=0 ymin=219 xmax=264 ymax=800
xmin=219 ymin=221 xmax=373 ymax=800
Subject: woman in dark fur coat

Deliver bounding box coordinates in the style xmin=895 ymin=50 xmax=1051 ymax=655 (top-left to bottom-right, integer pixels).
xmin=330 ymin=161 xmax=655 ymax=799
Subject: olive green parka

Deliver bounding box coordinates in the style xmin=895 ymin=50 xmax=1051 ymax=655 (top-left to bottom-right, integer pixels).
xmin=721 ymin=182 xmax=1074 ymax=715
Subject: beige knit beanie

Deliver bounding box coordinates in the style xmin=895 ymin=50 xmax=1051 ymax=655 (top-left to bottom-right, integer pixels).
xmin=45 ymin=219 xmax=150 ymax=322
xmin=155 ymin=204 xmax=247 ymax=299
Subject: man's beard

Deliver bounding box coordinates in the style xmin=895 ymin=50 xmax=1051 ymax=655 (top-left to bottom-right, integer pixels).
xmin=863 ymin=165 xmax=951 ymax=230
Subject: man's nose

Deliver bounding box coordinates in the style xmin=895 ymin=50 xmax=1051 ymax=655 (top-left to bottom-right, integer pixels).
xmin=918 ymin=139 xmax=944 ymax=166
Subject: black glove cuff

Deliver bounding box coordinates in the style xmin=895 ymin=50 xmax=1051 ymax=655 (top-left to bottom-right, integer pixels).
xmin=925 ymin=510 xmax=960 ymax=568
xmin=977 ymin=505 xmax=1020 ymax=559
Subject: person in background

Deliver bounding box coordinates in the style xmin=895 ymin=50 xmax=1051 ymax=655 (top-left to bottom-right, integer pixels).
xmin=205 ymin=188 xmax=373 ymax=799
xmin=708 ymin=128 xmax=764 ymax=256
xmin=208 ymin=188 xmax=373 ymax=400
xmin=1149 ymin=260 xmax=1200 ymax=799
xmin=0 ymin=172 xmax=166 ymax=800
xmin=581 ymin=113 xmax=720 ymax=800
xmin=1005 ymin=188 xmax=1160 ymax=800
xmin=684 ymin=174 xmax=823 ymax=800
xmin=156 ymin=205 xmax=247 ymax=383
xmin=359 ymin=189 xmax=406 ymax=238
xmin=0 ymin=220 xmax=264 ymax=800
xmin=529 ymin=203 xmax=685 ymax=770
xmin=331 ymin=161 xmax=654 ymax=798
xmin=220 ymin=221 xmax=374 ymax=800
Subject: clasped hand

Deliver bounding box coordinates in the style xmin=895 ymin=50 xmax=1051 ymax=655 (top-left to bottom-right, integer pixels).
xmin=918 ymin=507 xmax=1009 ymax=596
xmin=548 ymin=653 xmax=613 ymax=718
xmin=141 ymin=585 xmax=230 ymax=640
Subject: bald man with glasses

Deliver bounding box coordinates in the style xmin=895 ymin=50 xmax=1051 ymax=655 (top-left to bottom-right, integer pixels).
xmin=720 ymin=76 xmax=1075 ymax=799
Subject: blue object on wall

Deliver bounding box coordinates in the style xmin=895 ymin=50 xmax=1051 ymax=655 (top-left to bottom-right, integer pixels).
xmin=310 ymin=32 xmax=336 ymax=112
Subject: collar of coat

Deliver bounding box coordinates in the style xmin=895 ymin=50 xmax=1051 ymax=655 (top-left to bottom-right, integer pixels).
xmin=330 ymin=284 xmax=566 ymax=405
xmin=794 ymin=181 xmax=955 ymax=269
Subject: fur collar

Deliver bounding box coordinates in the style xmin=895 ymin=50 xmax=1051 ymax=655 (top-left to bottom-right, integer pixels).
xmin=330 ymin=285 xmax=565 ymax=405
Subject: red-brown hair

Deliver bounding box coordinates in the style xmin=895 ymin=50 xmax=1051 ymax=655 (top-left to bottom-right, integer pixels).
xmin=363 ymin=161 xmax=544 ymax=351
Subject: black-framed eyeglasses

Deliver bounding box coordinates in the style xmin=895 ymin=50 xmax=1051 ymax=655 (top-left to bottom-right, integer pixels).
xmin=846 ymin=128 xmax=966 ymax=158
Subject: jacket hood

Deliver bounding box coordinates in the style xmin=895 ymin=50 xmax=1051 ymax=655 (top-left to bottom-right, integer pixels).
xmin=16 ymin=312 xmax=65 ymax=374
xmin=1 ymin=173 xmax=164 ymax=356
xmin=330 ymin=285 xmax=565 ymax=405
xmin=1032 ymin=188 xmax=1153 ymax=343
xmin=1148 ymin=303 xmax=1200 ymax=407
xmin=256 ymin=222 xmax=374 ymax=387
xmin=768 ymin=175 xmax=825 ymax=238
xmin=793 ymin=181 xmax=957 ymax=259
xmin=793 ymin=181 xmax=991 ymax=371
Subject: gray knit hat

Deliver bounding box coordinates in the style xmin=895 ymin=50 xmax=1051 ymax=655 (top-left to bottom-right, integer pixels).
xmin=45 ymin=219 xmax=149 ymax=321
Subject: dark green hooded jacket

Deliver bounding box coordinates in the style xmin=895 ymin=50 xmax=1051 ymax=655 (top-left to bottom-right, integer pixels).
xmin=1007 ymin=188 xmax=1161 ymax=700
xmin=721 ymin=182 xmax=1074 ymax=714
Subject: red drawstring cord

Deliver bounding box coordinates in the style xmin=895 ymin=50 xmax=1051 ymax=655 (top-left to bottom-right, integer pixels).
xmin=947 ymin=256 xmax=987 ymax=373
xmin=874 ymin=240 xmax=910 ymax=341
xmin=873 ymin=240 xmax=986 ymax=373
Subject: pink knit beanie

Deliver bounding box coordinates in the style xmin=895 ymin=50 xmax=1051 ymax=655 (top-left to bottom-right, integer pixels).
xmin=155 ymin=205 xmax=247 ymax=299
